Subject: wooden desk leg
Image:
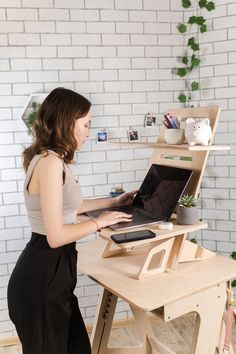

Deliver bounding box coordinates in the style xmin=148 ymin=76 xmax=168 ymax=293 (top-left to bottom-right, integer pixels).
xmin=91 ymin=288 xmax=158 ymax=354
xmin=90 ymin=288 xmax=117 ymax=354
xmin=131 ymin=306 xmax=176 ymax=354
xmin=164 ymin=282 xmax=227 ymax=354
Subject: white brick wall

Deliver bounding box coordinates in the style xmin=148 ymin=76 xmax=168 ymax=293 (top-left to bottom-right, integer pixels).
xmin=0 ymin=0 xmax=235 ymax=339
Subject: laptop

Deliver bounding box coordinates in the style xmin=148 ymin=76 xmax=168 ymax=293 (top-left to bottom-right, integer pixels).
xmin=86 ymin=164 xmax=193 ymax=230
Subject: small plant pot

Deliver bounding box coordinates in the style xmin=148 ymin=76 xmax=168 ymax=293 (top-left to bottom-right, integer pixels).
xmin=176 ymin=205 xmax=199 ymax=225
xmin=164 ymin=128 xmax=185 ymax=145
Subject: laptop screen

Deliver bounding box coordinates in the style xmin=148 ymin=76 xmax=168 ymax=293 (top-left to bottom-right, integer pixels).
xmin=133 ymin=164 xmax=193 ymax=219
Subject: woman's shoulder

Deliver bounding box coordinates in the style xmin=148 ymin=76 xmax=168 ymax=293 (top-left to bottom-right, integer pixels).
xmin=36 ymin=151 xmax=64 ymax=173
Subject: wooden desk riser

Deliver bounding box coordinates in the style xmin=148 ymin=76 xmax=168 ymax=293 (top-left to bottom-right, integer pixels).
xmin=99 ymin=220 xmax=214 ymax=280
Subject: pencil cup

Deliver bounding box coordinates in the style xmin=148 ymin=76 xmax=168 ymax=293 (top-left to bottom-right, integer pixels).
xmin=164 ymin=128 xmax=185 ymax=145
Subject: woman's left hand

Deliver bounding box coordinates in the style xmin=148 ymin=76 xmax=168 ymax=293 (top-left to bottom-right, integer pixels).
xmin=115 ymin=190 xmax=138 ymax=207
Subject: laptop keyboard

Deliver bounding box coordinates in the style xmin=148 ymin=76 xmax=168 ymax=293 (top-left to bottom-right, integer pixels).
xmin=118 ymin=206 xmax=158 ymax=221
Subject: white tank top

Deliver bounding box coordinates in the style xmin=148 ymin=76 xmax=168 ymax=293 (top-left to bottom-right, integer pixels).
xmin=24 ymin=150 xmax=83 ymax=235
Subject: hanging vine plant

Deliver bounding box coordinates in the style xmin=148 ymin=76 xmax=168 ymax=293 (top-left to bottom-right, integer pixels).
xmin=174 ymin=0 xmax=216 ymax=106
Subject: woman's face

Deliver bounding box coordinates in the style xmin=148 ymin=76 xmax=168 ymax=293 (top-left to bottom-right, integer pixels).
xmin=74 ymin=110 xmax=91 ymax=149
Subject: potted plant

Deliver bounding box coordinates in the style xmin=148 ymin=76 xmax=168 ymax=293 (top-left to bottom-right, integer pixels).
xmin=177 ymin=194 xmax=199 ymax=225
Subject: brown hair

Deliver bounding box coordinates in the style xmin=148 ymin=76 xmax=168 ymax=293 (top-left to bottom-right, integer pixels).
xmin=23 ymin=87 xmax=91 ymax=171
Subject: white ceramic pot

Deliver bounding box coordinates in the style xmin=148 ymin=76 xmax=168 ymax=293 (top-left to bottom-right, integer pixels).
xmin=164 ymin=128 xmax=185 ymax=145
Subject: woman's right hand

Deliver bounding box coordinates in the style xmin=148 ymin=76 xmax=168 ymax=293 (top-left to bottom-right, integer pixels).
xmin=95 ymin=211 xmax=132 ymax=229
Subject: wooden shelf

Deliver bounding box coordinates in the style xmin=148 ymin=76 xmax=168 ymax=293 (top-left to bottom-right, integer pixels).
xmin=110 ymin=141 xmax=230 ymax=151
xmin=99 ymin=220 xmax=208 ymax=249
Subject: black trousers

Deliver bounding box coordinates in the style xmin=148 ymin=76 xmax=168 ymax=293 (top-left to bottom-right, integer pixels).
xmin=7 ymin=232 xmax=91 ymax=354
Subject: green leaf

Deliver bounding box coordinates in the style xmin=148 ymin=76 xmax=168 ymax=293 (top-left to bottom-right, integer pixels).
xmin=190 ymin=238 xmax=198 ymax=244
xmin=191 ymin=55 xmax=201 ymax=68
xmin=231 ymin=280 xmax=236 ymax=287
xmin=231 ymin=251 xmax=236 ymax=260
xmin=187 ymin=37 xmax=195 ymax=45
xmin=177 ymin=68 xmax=188 ymax=77
xmin=178 ymin=194 xmax=198 ymax=207
xmin=198 ymin=0 xmax=207 ymax=7
xmin=196 ymin=16 xmax=206 ymax=25
xmin=188 ymin=16 xmax=197 ymax=24
xmin=182 ymin=56 xmax=189 ymax=65
xmin=182 ymin=0 xmax=192 ymax=8
xmin=191 ymin=42 xmax=200 ymax=51
xmin=191 ymin=81 xmax=199 ymax=91
xmin=200 ymin=24 xmax=207 ymax=33
xmin=178 ymin=94 xmax=187 ymax=103
xmin=206 ymin=1 xmax=215 ymax=11
xmin=178 ymin=23 xmax=187 ymax=33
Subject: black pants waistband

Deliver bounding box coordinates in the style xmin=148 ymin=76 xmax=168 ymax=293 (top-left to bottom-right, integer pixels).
xmin=29 ymin=232 xmax=76 ymax=251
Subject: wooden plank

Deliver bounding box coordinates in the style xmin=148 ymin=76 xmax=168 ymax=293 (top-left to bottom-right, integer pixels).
xmin=109 ymin=141 xmax=230 ymax=151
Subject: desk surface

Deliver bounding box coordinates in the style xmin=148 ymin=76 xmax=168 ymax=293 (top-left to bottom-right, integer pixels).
xmin=78 ymin=239 xmax=236 ymax=311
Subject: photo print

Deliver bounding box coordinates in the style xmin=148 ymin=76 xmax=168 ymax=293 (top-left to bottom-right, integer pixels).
xmin=96 ymin=129 xmax=108 ymax=143
xmin=145 ymin=113 xmax=156 ymax=127
xmin=128 ymin=128 xmax=140 ymax=142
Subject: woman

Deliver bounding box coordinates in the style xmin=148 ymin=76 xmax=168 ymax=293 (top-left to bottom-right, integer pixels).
xmin=7 ymin=87 xmax=135 ymax=354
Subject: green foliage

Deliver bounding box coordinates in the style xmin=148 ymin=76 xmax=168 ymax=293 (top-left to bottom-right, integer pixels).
xmin=190 ymin=238 xmax=198 ymax=244
xmin=198 ymin=0 xmax=207 ymax=7
xmin=230 ymin=252 xmax=236 ymax=287
xmin=191 ymin=81 xmax=199 ymax=91
xmin=177 ymin=68 xmax=188 ymax=77
xmin=24 ymin=101 xmax=40 ymax=136
xmin=206 ymin=1 xmax=215 ymax=11
xmin=188 ymin=16 xmax=206 ymax=26
xmin=200 ymin=24 xmax=207 ymax=33
xmin=178 ymin=94 xmax=187 ymax=103
xmin=175 ymin=0 xmax=215 ymax=105
xmin=231 ymin=252 xmax=236 ymax=261
xmin=188 ymin=37 xmax=200 ymax=51
xmin=232 ymin=280 xmax=236 ymax=288
xmin=191 ymin=54 xmax=201 ymax=69
xmin=178 ymin=23 xmax=187 ymax=33
xmin=182 ymin=56 xmax=189 ymax=65
xmin=199 ymin=0 xmax=215 ymax=11
xmin=182 ymin=0 xmax=192 ymax=8
xmin=178 ymin=194 xmax=198 ymax=208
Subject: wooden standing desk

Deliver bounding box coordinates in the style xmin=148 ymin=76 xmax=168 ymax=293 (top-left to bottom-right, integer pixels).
xmin=78 ymin=238 xmax=236 ymax=354
xmin=77 ymin=105 xmax=232 ymax=353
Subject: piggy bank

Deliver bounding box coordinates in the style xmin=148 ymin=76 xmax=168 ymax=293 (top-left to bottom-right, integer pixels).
xmin=185 ymin=118 xmax=212 ymax=146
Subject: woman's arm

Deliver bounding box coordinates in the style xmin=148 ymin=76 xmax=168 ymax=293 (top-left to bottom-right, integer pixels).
xmin=77 ymin=189 xmax=137 ymax=214
xmin=77 ymin=198 xmax=117 ymax=214
xmin=38 ymin=155 xmax=132 ymax=248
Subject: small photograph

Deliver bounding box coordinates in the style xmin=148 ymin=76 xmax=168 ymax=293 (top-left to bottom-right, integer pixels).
xmin=96 ymin=130 xmax=108 ymax=143
xmin=145 ymin=114 xmax=156 ymax=127
xmin=128 ymin=129 xmax=140 ymax=142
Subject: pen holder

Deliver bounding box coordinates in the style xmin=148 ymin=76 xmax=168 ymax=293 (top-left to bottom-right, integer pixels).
xmin=109 ymin=187 xmax=124 ymax=198
xmin=164 ymin=128 xmax=185 ymax=145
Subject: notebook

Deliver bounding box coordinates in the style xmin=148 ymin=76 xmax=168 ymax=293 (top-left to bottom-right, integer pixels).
xmin=86 ymin=164 xmax=193 ymax=230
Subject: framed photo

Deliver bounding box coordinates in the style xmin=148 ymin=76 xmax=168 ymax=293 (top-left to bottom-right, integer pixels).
xmin=145 ymin=114 xmax=156 ymax=127
xmin=128 ymin=128 xmax=140 ymax=142
xmin=96 ymin=130 xmax=108 ymax=143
